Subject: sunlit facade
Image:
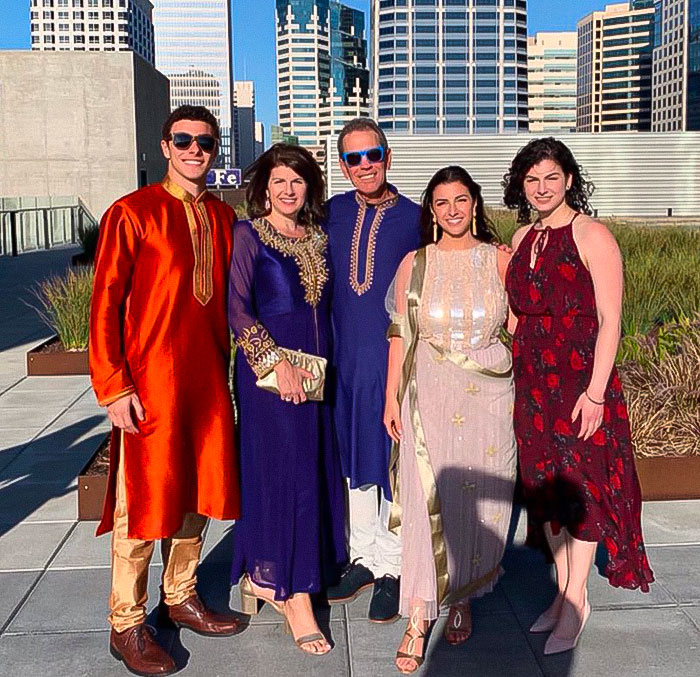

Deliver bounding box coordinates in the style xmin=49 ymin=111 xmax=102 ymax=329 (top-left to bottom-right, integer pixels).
xmin=527 ymin=32 xmax=577 ymax=134
xmin=29 ymin=0 xmax=155 ymax=65
xmin=652 ymin=0 xmax=700 ymax=130
xmin=371 ymin=0 xmax=529 ymax=135
xmin=275 ymin=0 xmax=370 ymax=148
xmin=151 ymin=0 xmax=234 ymax=166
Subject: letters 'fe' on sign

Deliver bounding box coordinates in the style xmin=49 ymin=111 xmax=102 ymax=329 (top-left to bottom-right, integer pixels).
xmin=206 ymin=168 xmax=242 ymax=188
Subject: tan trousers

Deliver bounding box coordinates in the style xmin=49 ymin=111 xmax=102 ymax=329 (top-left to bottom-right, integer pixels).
xmin=109 ymin=443 xmax=208 ymax=632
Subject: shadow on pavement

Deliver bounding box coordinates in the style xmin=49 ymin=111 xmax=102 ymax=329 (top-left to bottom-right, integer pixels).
xmin=0 ymin=416 xmax=106 ymax=538
xmin=0 ymin=247 xmax=79 ymax=352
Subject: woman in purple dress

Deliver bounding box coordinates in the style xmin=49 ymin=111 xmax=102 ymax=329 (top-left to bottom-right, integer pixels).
xmin=228 ymin=144 xmax=346 ymax=655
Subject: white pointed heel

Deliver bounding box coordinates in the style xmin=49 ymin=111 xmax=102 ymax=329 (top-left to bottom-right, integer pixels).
xmin=543 ymin=601 xmax=591 ymax=655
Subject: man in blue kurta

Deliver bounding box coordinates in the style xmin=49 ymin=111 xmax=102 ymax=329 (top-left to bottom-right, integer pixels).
xmin=325 ymin=118 xmax=421 ymax=622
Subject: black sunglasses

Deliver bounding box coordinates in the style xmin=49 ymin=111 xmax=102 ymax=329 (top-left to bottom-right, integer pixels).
xmin=341 ymin=146 xmax=385 ymax=167
xmin=169 ymin=132 xmax=218 ymax=153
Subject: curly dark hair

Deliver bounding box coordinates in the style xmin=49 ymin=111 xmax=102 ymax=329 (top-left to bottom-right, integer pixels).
xmin=244 ymin=143 xmax=326 ymax=227
xmin=502 ymin=137 xmax=595 ymax=224
xmin=161 ymin=105 xmax=220 ymax=140
xmin=420 ymin=166 xmax=496 ymax=247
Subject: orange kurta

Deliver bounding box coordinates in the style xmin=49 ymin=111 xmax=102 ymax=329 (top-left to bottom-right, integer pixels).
xmin=90 ymin=178 xmax=240 ymax=539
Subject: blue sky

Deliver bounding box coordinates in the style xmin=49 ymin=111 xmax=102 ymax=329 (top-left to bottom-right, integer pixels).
xmin=0 ymin=0 xmax=605 ymax=139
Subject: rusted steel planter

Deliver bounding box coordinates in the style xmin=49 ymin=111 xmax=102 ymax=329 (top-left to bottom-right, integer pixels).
xmin=26 ymin=336 xmax=89 ymax=376
xmin=77 ymin=434 xmax=109 ymax=521
xmin=636 ymin=455 xmax=700 ymax=501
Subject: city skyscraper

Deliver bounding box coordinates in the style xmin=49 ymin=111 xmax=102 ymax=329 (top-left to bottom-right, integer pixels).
xmin=371 ymin=0 xmax=529 ymax=135
xmin=151 ymin=0 xmax=234 ymax=167
xmin=576 ymin=2 xmax=655 ymax=132
xmin=275 ymin=0 xmax=370 ymax=150
xmin=29 ymin=0 xmax=155 ymax=65
xmin=233 ymin=81 xmax=258 ymax=170
xmin=527 ymin=32 xmax=577 ymax=134
xmin=255 ymin=121 xmax=265 ymax=157
xmin=652 ymin=0 xmax=700 ymax=131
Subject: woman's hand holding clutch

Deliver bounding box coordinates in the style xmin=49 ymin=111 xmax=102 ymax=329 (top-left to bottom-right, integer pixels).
xmin=384 ymin=394 xmax=403 ymax=443
xmin=274 ymin=359 xmax=314 ymax=405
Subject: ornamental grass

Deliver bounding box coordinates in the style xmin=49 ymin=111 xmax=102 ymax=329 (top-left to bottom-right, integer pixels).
xmin=30 ymin=267 xmax=93 ymax=351
xmin=618 ymin=319 xmax=700 ymax=458
xmin=488 ymin=209 xmax=700 ymax=362
xmin=489 ymin=210 xmax=700 ymax=457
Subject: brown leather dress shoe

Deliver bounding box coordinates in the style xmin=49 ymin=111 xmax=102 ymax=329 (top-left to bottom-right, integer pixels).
xmin=167 ymin=594 xmax=247 ymax=636
xmin=109 ymin=624 xmax=177 ymax=677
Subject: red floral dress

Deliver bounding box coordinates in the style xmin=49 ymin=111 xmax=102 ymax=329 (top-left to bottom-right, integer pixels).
xmin=505 ymin=217 xmax=653 ymax=591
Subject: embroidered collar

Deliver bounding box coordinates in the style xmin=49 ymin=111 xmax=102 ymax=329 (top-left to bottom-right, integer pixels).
xmin=161 ymin=176 xmax=208 ymax=204
xmin=251 ymin=218 xmax=329 ymax=307
xmin=354 ymin=187 xmax=399 ymax=210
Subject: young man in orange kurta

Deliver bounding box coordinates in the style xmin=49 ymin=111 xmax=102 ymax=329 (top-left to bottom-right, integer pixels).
xmin=90 ymin=105 xmax=244 ymax=677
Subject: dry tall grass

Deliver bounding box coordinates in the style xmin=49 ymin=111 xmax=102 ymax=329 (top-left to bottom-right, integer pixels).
xmin=30 ymin=267 xmax=93 ymax=351
xmin=618 ymin=320 xmax=700 ymax=457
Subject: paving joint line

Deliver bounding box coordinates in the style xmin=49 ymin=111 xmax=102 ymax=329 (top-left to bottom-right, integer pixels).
xmin=2 ymin=628 xmax=109 ymax=637
xmin=0 ymin=376 xmax=27 ymax=398
xmin=501 ymin=583 xmax=548 ymax=677
xmin=0 ymin=388 xmax=99 ymax=476
xmin=679 ymin=607 xmax=700 ymax=636
xmin=0 ymin=520 xmax=78 ymax=637
xmin=343 ymin=602 xmax=354 ymax=677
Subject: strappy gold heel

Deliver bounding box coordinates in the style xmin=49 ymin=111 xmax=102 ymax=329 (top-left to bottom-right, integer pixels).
xmin=238 ymin=574 xmax=284 ymax=616
xmin=395 ymin=610 xmax=429 ymax=674
xmin=282 ymin=596 xmax=331 ymax=656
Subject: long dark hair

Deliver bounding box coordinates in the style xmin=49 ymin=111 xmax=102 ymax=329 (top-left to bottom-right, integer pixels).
xmin=502 ymin=137 xmax=595 ymax=224
xmin=420 ymin=166 xmax=496 ymax=247
xmin=245 ymin=143 xmax=326 ymax=227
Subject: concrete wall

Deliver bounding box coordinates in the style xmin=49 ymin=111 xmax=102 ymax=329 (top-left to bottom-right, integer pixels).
xmin=327 ymin=132 xmax=700 ymax=218
xmin=0 ymin=51 xmax=168 ymax=221
xmin=133 ymin=53 xmax=171 ymax=189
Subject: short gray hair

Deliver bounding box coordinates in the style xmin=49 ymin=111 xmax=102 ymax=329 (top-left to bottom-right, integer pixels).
xmin=337 ymin=117 xmax=389 ymax=156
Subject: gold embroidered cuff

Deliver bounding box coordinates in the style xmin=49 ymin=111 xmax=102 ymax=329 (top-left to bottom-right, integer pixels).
xmin=99 ymin=386 xmax=136 ymax=407
xmin=235 ymin=322 xmax=283 ymax=378
xmin=387 ymin=322 xmax=404 ymax=339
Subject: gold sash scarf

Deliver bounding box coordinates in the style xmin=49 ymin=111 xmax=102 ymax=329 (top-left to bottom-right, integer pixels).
xmin=387 ymin=247 xmax=512 ymax=606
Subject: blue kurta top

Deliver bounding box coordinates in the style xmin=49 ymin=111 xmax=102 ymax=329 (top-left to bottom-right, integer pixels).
xmin=326 ymin=189 xmax=421 ymax=497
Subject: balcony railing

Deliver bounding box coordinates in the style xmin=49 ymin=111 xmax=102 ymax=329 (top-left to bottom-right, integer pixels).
xmin=0 ymin=197 xmax=97 ymax=257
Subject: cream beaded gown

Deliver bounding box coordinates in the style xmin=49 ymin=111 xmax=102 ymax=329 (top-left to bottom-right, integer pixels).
xmin=392 ymin=243 xmax=516 ymax=620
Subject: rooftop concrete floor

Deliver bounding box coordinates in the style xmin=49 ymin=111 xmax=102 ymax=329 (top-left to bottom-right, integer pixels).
xmin=1 ymin=248 xmax=699 ymax=677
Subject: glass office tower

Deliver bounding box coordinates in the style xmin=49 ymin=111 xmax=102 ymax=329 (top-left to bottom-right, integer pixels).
xmin=652 ymin=0 xmax=700 ymax=131
xmin=151 ymin=0 xmax=234 ymax=167
xmin=276 ymin=0 xmax=370 ymax=148
xmin=371 ymin=0 xmax=529 ymax=134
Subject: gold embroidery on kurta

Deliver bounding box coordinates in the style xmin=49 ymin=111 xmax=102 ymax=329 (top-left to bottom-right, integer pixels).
xmin=161 ymin=177 xmax=214 ymax=306
xmin=251 ymin=218 xmax=328 ymax=307
xmin=451 ymin=413 xmax=465 ymax=426
xmin=349 ymin=192 xmax=399 ymax=296
xmin=183 ymin=202 xmax=214 ymax=305
xmin=235 ymin=322 xmax=282 ymax=378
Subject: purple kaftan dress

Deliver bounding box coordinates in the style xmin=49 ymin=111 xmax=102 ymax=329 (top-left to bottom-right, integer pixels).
xmin=228 ymin=219 xmax=347 ymax=600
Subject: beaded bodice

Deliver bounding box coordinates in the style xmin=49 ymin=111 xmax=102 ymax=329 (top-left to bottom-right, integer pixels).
xmin=418 ymin=243 xmax=507 ymax=352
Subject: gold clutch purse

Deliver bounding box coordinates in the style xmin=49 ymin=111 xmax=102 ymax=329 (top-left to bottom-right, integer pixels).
xmin=255 ymin=348 xmax=327 ymax=402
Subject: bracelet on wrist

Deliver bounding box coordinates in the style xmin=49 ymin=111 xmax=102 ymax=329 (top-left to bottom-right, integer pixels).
xmin=585 ymin=390 xmax=605 ymax=406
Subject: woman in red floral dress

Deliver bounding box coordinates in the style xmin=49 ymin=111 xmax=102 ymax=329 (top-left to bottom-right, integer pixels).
xmin=503 ymin=138 xmax=654 ymax=655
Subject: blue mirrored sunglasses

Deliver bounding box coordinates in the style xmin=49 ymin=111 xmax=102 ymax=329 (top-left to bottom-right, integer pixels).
xmin=341 ymin=146 xmax=385 ymax=167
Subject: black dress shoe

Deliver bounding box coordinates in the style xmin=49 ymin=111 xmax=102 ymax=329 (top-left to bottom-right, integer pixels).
xmin=369 ymin=574 xmax=400 ymax=623
xmin=326 ymin=559 xmax=375 ymax=604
